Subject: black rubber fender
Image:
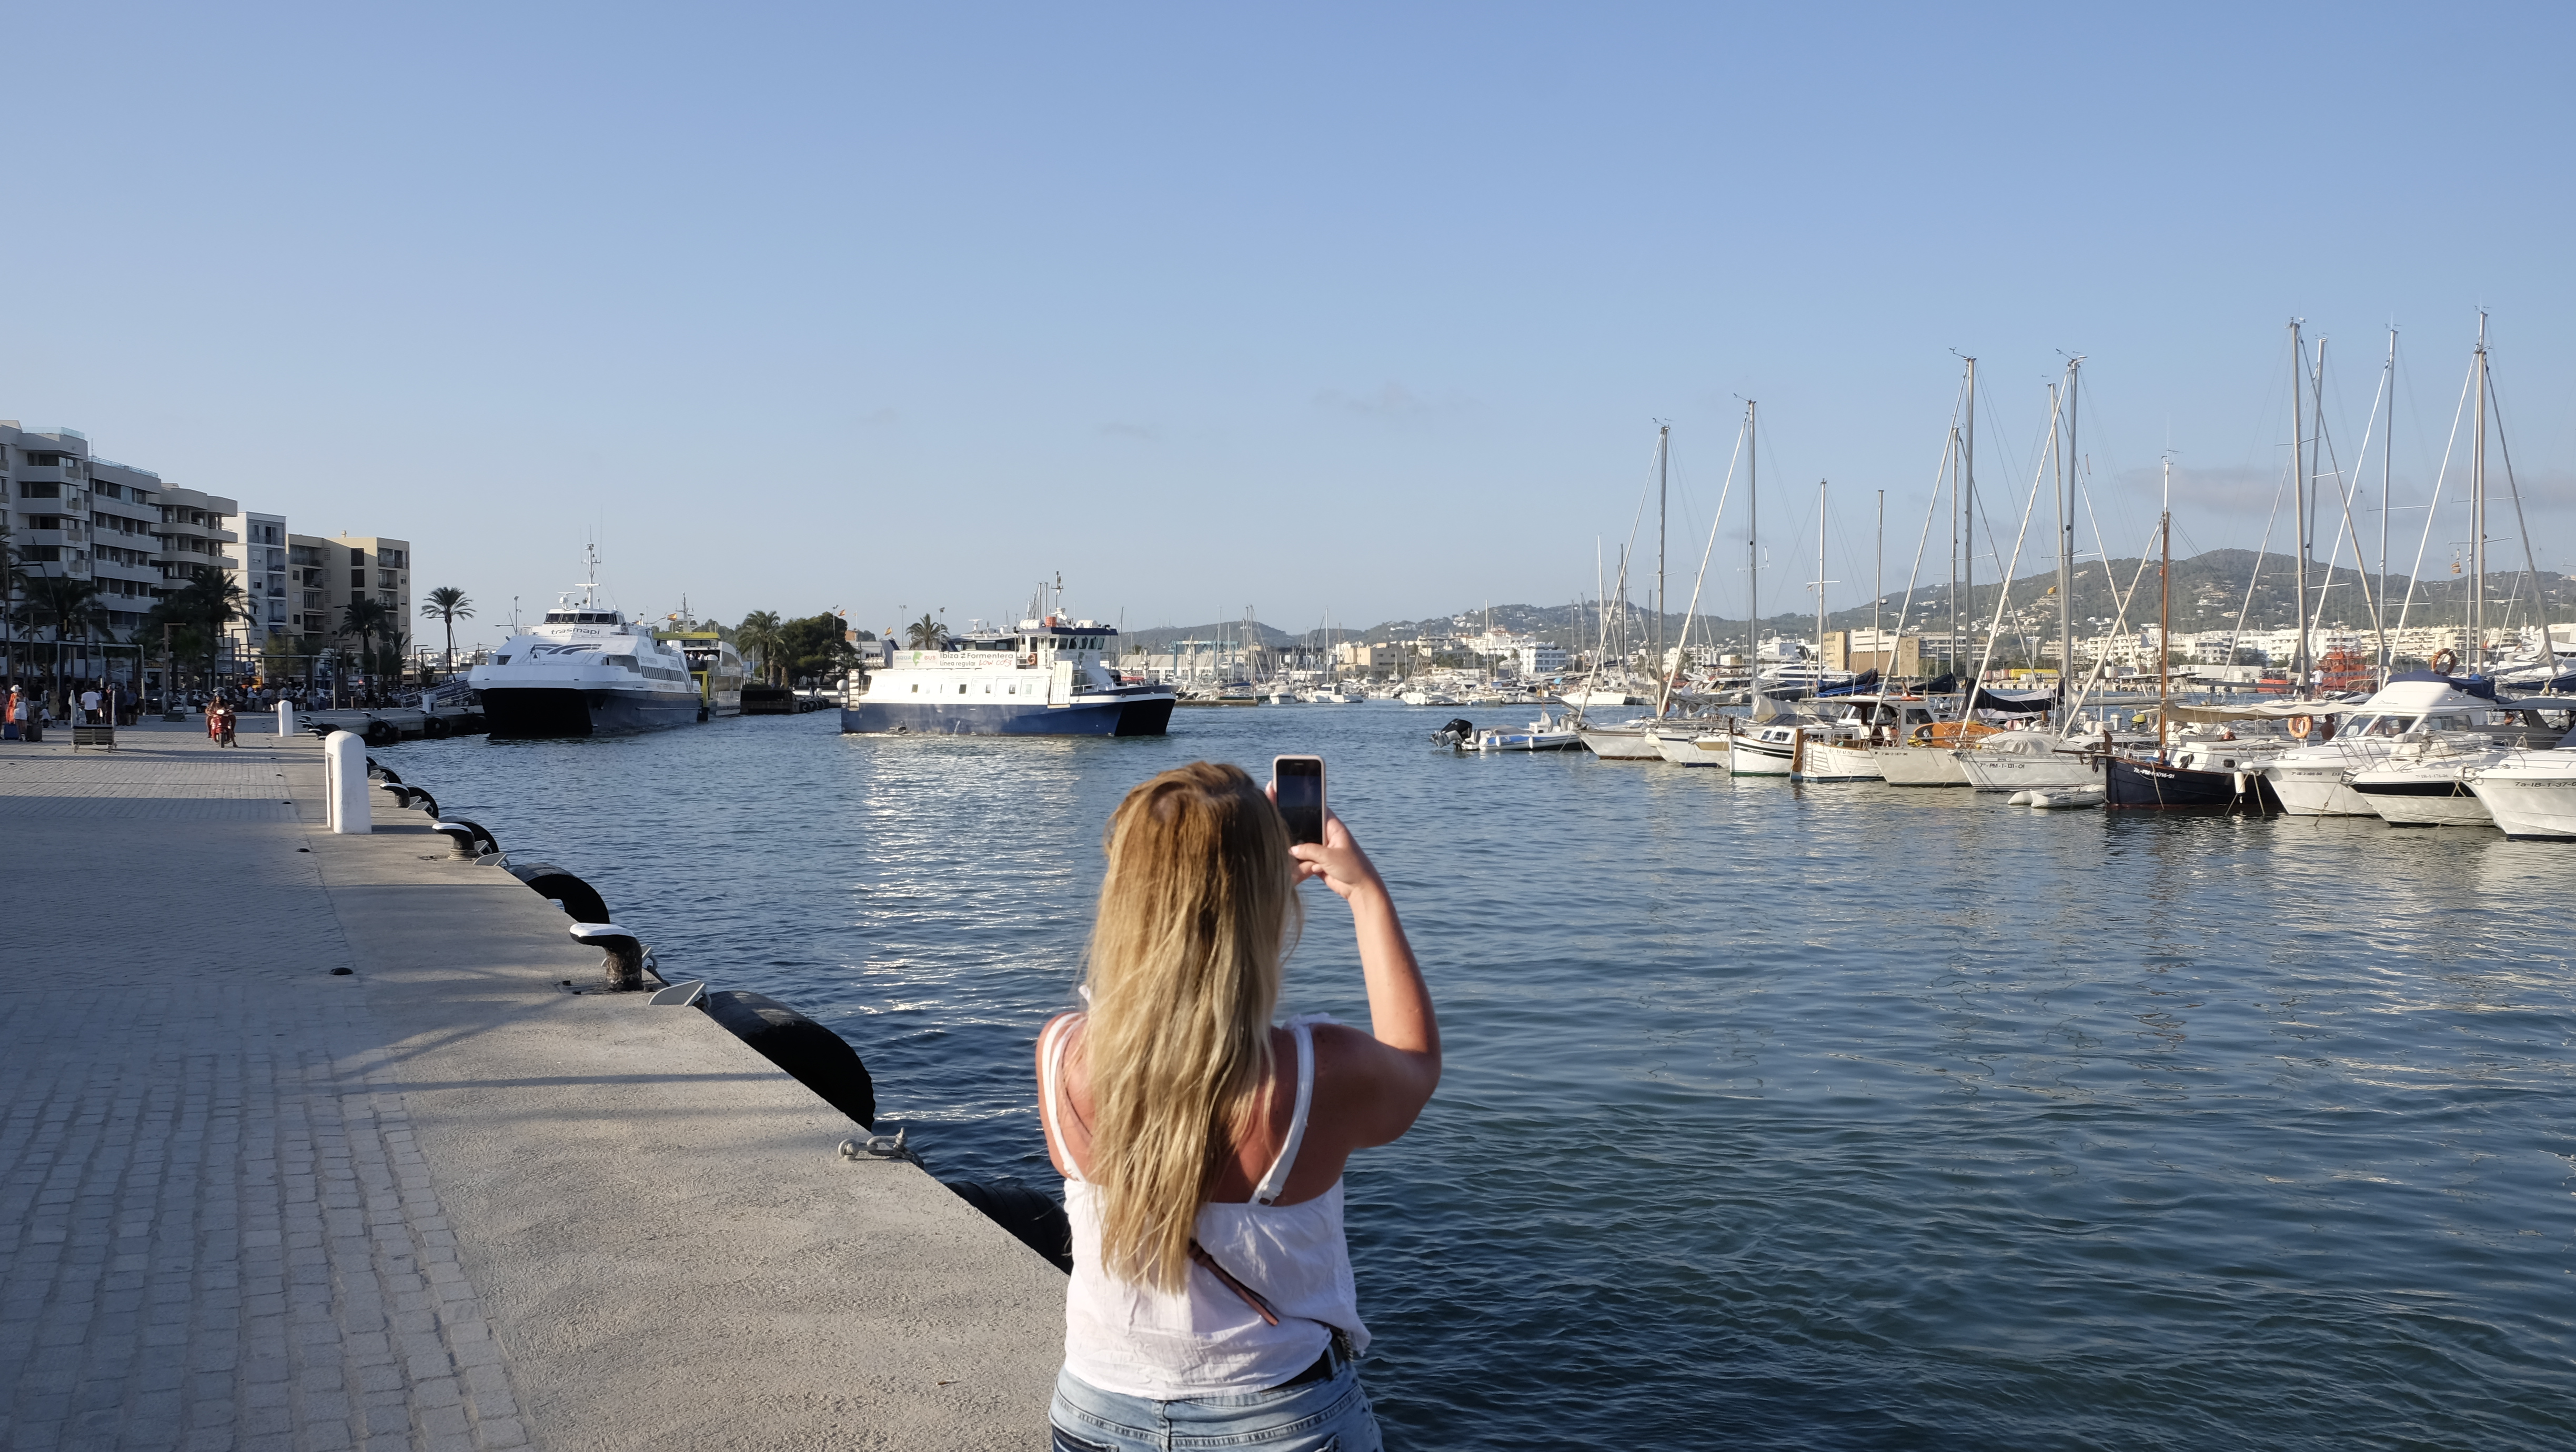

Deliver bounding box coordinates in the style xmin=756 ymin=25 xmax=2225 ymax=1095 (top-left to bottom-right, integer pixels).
xmin=364 ymin=719 xmax=399 ymax=747
xmin=503 ymin=861 xmax=611 ymax=924
xmin=422 ymin=714 xmax=454 ymax=739
xmin=944 ymin=1180 xmax=1072 ymax=1273
xmin=699 ymin=990 xmax=877 ymax=1129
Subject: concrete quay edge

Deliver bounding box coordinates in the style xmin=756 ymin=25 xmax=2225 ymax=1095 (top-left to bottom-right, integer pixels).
xmin=4 ymin=722 xmax=1064 ymax=1451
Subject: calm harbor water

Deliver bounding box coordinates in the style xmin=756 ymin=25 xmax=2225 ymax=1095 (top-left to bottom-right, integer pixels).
xmin=382 ymin=705 xmax=2576 ymax=1449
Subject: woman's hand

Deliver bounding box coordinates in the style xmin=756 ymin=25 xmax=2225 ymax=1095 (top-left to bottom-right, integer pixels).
xmin=1287 ymin=812 xmax=1385 ymax=903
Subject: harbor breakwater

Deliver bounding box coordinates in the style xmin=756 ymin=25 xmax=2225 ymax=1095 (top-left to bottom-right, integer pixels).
xmin=384 ymin=704 xmax=2576 ymax=1450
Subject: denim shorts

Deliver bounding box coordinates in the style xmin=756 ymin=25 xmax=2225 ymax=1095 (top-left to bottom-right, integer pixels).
xmin=1049 ymin=1360 xmax=1383 ymax=1452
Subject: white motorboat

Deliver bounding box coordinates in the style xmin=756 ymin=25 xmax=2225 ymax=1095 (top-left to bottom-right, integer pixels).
xmin=1473 ymin=711 xmax=1585 ymax=752
xmin=2467 ymin=750 xmax=2576 ymax=839
xmin=1578 ymin=720 xmax=1671 ymax=760
xmin=1790 ymin=697 xmax=1950 ymax=783
xmin=470 ymin=554 xmax=708 ymax=738
xmin=2261 ymin=675 xmax=2528 ymax=816
xmin=1953 ymin=730 xmax=2104 ymax=793
xmin=2349 ymin=735 xmax=2519 ymax=828
xmin=1654 ymin=724 xmax=1736 ymax=768
xmin=1730 ymin=722 xmax=1823 ymax=777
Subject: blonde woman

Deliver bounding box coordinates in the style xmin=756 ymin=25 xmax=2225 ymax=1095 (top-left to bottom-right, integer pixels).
xmin=1037 ymin=762 xmax=1440 ymax=1452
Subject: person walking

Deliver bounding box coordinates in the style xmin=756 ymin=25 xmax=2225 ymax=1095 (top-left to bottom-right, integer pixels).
xmin=1036 ymin=761 xmax=1439 ymax=1452
xmin=78 ymin=687 xmax=101 ymax=724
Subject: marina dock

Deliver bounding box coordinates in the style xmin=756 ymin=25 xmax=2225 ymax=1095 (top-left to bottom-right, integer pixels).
xmin=0 ymin=722 xmax=1062 ymax=1450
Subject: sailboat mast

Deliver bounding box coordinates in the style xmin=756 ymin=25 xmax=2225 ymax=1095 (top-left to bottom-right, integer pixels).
xmin=2290 ymin=318 xmax=2310 ymax=690
xmin=1874 ymin=488 xmax=1884 ymax=672
xmin=2472 ymin=311 xmax=2489 ymax=672
xmin=2059 ymin=358 xmax=2080 ymax=702
xmin=1747 ymin=401 xmax=1759 ymax=668
xmin=1815 ymin=480 xmax=1828 ymax=657
xmin=2159 ymin=459 xmax=2172 ymax=760
xmin=2381 ymin=327 xmax=2397 ymax=685
xmin=1656 ymin=425 xmax=1669 ymax=702
xmin=1961 ymin=356 xmax=1977 ymax=688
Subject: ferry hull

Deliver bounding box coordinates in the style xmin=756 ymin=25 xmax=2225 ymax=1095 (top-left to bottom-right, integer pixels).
xmin=840 ymin=695 xmax=1174 ymax=737
xmin=479 ymin=687 xmax=704 ymax=739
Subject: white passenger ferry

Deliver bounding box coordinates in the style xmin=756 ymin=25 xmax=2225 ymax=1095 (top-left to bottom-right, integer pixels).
xmin=468 ymin=556 xmax=706 ymax=737
xmin=841 ymin=612 xmax=1176 ymax=737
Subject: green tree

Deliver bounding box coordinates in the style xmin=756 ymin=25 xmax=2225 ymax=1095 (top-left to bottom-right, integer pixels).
xmin=903 ymin=612 xmax=950 ymax=650
xmin=776 ymin=611 xmax=860 ymax=685
xmin=146 ymin=567 xmax=247 ymax=692
xmin=734 ymin=610 xmax=785 ymax=685
xmin=420 ymin=586 xmax=474 ymax=673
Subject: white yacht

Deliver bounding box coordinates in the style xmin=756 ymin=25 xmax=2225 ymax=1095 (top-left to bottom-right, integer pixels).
xmin=1954 ymin=729 xmax=2105 ymax=793
xmin=1792 ymin=697 xmax=1949 ymax=783
xmin=2349 ymin=734 xmax=2522 ymax=828
xmin=2467 ymin=750 xmax=2576 ymax=839
xmin=2261 ymin=675 xmax=2524 ymax=816
xmin=470 ymin=561 xmax=706 ymax=737
xmin=840 ymin=610 xmax=1175 ymax=736
xmin=1730 ymin=721 xmax=1825 ymax=777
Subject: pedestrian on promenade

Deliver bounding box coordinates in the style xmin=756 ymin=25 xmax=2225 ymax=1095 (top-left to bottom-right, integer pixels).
xmin=78 ymin=687 xmax=101 ymax=724
xmin=216 ymin=701 xmax=238 ymax=747
xmin=1035 ymin=761 xmax=1438 ymax=1452
xmin=4 ymin=687 xmax=21 ymax=742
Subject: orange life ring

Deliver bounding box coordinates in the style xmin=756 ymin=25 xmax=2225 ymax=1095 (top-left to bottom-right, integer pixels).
xmin=2430 ymin=648 xmax=2458 ymax=676
xmin=2288 ymin=714 xmax=2313 ymax=739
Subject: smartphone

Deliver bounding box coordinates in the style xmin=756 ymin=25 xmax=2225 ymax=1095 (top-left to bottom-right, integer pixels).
xmin=1272 ymin=755 xmax=1325 ymax=846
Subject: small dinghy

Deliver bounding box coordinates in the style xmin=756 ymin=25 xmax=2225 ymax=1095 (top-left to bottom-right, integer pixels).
xmin=2027 ymin=786 xmax=2105 ymax=810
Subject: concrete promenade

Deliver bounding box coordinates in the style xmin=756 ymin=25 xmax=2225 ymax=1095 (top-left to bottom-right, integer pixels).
xmin=1 ymin=722 xmax=1062 ymax=1450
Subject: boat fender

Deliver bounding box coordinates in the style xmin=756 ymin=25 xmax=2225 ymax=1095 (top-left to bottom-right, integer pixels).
xmin=421 ymin=714 xmax=454 ymax=740
xmin=504 ymin=861 xmax=612 ymax=924
xmin=364 ymin=719 xmax=400 ymax=748
xmin=943 ymin=1179 xmax=1073 ymax=1272
xmin=366 ymin=759 xmax=399 ymax=783
xmin=698 ymin=990 xmax=877 ymax=1129
xmin=2288 ymin=714 xmax=2313 ymax=740
xmin=568 ymin=922 xmax=646 ymax=992
xmin=2007 ymin=790 xmax=2034 ymax=806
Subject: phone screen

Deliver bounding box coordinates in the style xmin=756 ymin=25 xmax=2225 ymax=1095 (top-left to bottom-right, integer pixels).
xmin=1274 ymin=757 xmax=1324 ymax=845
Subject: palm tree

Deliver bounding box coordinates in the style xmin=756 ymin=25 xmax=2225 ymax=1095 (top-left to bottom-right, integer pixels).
xmin=148 ymin=567 xmax=246 ymax=693
xmin=23 ymin=573 xmax=107 ymax=704
xmin=735 ymin=610 xmax=784 ymax=685
xmin=904 ymin=612 xmax=951 ymax=650
xmin=341 ymin=597 xmax=394 ymax=674
xmin=420 ymin=587 xmax=474 ymax=674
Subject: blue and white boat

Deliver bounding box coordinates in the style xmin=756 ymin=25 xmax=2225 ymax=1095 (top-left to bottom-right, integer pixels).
xmin=468 ymin=556 xmax=707 ymax=738
xmin=840 ymin=612 xmax=1175 ymax=737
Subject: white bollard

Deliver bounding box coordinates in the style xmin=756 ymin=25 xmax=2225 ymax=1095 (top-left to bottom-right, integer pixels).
xmin=324 ymin=730 xmax=371 ymax=834
xmin=278 ymin=701 xmax=297 ymax=738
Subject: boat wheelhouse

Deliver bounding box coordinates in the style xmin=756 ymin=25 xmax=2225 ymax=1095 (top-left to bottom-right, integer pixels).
xmin=840 ymin=614 xmax=1175 ymax=737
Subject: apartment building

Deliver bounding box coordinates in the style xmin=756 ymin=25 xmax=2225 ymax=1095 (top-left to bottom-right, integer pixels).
xmin=287 ymin=533 xmax=413 ymax=656
xmin=228 ymin=511 xmax=292 ymax=650
xmin=155 ymin=485 xmax=244 ymax=597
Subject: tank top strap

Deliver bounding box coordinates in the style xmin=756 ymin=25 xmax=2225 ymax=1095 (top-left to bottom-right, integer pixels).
xmin=1251 ymin=1019 xmax=1317 ymax=1206
xmin=1039 ymin=1012 xmax=1084 ymax=1178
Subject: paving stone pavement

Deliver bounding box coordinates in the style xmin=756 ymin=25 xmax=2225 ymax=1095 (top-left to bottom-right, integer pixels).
xmin=1 ymin=727 xmax=529 ymax=1451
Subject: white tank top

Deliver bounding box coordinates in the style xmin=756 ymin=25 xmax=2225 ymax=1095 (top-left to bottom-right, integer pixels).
xmin=1039 ymin=1013 xmax=1371 ymax=1398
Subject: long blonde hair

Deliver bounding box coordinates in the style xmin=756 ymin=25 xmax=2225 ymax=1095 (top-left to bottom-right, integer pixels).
xmin=1081 ymin=761 xmax=1300 ymax=1291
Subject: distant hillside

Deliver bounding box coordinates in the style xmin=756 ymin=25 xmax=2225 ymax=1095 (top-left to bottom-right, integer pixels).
xmin=1352 ymin=550 xmax=2570 ymax=648
xmin=1106 ymin=550 xmax=2568 ymax=659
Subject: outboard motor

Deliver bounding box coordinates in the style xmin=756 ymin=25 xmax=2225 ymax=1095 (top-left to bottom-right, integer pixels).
xmin=1431 ymin=718 xmax=1475 ymax=749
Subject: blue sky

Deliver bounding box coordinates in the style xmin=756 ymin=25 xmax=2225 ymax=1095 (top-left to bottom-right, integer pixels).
xmin=7 ymin=4 xmax=2569 ymax=647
